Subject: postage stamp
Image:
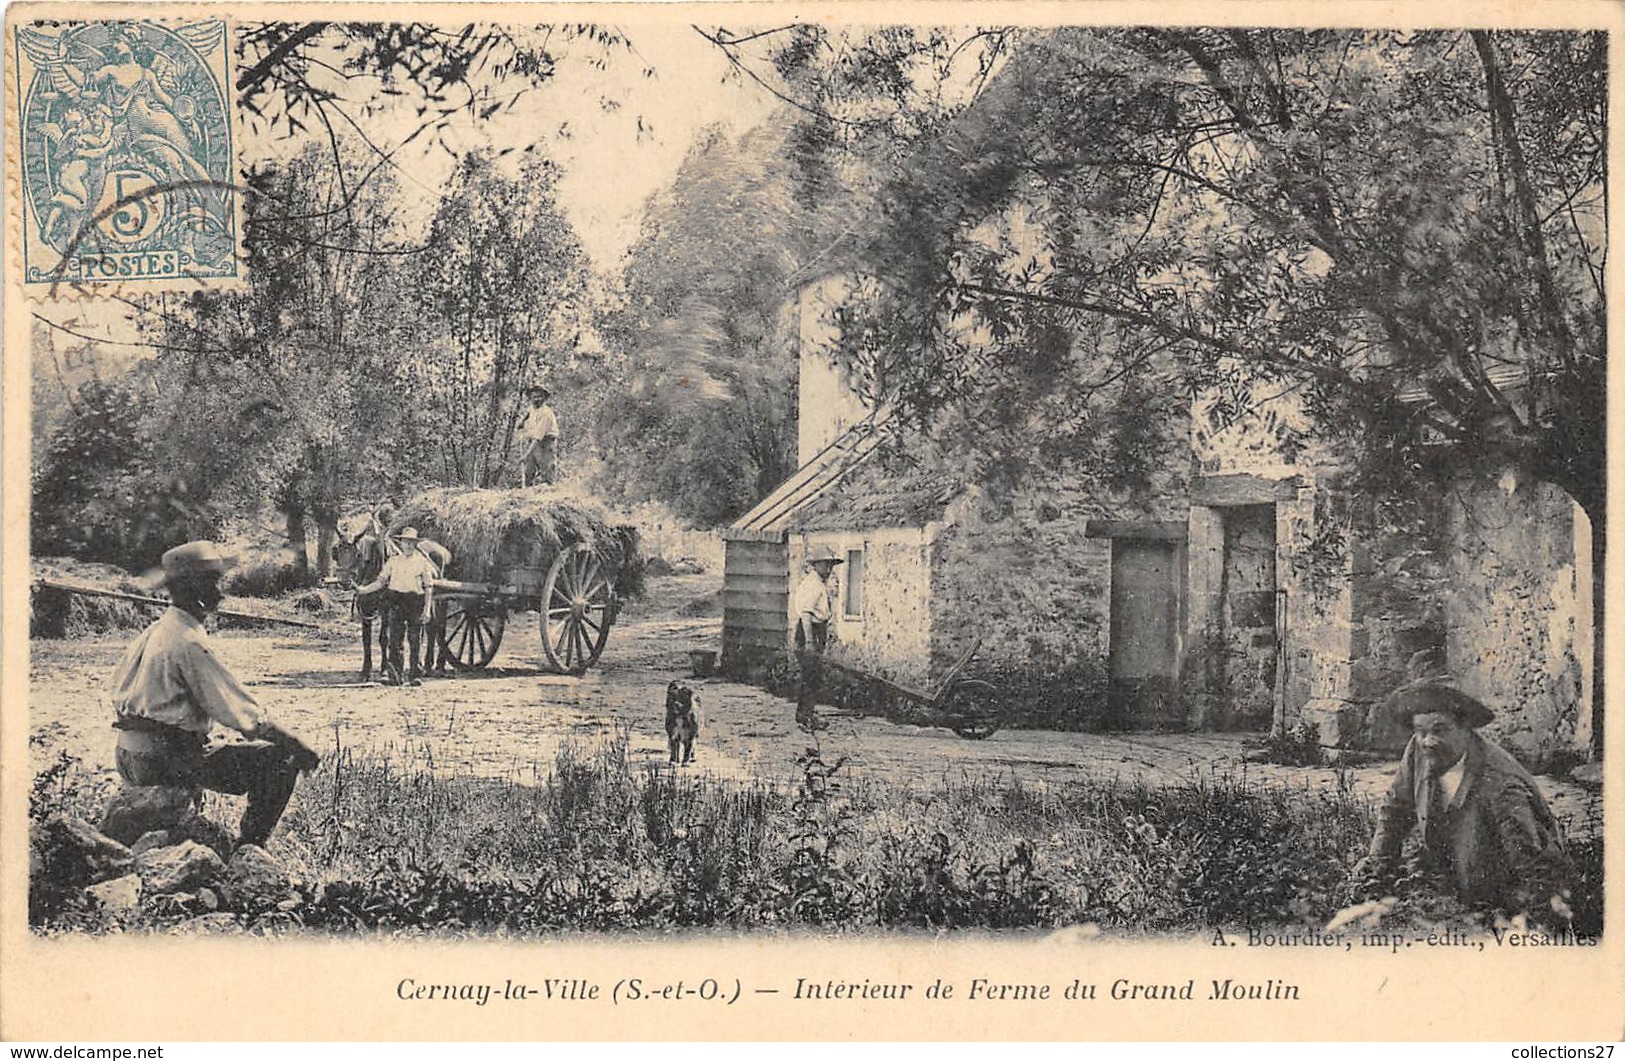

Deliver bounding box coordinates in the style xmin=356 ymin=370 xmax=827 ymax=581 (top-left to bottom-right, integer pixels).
xmin=12 ymin=17 xmax=239 ymax=289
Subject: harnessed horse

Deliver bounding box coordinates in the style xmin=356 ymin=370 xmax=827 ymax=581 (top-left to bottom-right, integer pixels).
xmin=333 ymin=527 xmax=391 ymax=682
xmin=334 ymin=526 xmax=453 ymax=682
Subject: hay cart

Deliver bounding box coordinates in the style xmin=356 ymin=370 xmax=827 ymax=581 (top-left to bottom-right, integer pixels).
xmin=432 ymin=542 xmax=618 ymax=675
xmin=818 ymin=638 xmax=1004 ymax=739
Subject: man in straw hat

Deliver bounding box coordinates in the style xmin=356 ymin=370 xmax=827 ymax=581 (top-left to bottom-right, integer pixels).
xmin=355 ymin=527 xmax=439 ymax=685
xmin=792 ymin=545 xmax=844 ymax=731
xmin=1353 ymin=676 xmax=1574 ymax=926
xmin=108 ymin=541 xmax=319 ymax=849
xmin=516 ymin=382 xmax=560 ymax=487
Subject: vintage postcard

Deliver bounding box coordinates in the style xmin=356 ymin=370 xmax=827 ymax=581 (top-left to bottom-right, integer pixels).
xmin=2 ymin=0 xmax=1621 ymax=1043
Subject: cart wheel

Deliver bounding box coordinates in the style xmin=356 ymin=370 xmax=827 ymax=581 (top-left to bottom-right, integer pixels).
xmin=439 ymin=596 xmax=506 ymax=670
xmin=943 ymin=678 xmax=1002 ymax=740
xmin=540 ymin=543 xmax=614 ymax=675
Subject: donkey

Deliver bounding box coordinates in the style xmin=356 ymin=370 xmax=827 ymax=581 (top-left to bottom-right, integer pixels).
xmin=333 ymin=527 xmax=392 ymax=682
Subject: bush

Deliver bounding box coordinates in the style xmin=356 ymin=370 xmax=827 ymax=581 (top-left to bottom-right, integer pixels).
xmin=193 ymin=735 xmax=1395 ymax=934
xmin=32 ymin=379 xmax=222 ymax=571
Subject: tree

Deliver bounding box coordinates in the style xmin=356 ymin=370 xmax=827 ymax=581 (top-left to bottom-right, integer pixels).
xmin=145 ymin=141 xmax=426 ymax=574
xmin=592 ymin=121 xmax=867 ymax=525
xmin=236 ymin=22 xmax=631 ymax=153
xmin=409 ymin=148 xmax=594 ymax=487
xmin=713 ymin=27 xmax=1605 ymax=752
xmin=31 ymin=377 xmax=222 ymax=571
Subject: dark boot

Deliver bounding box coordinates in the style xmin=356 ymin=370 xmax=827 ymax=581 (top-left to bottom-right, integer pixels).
xmin=199 ymin=742 xmax=302 ymax=849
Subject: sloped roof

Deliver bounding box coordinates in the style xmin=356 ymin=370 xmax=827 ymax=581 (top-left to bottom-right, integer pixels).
xmin=724 ymin=411 xmax=892 ymax=541
xmin=784 ymin=464 xmax=963 ymax=531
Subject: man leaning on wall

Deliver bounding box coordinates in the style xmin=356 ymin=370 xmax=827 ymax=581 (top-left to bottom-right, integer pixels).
xmin=792 ymin=546 xmax=842 ymax=731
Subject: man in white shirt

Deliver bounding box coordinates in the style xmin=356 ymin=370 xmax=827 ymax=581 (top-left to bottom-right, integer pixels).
xmin=356 ymin=527 xmax=439 ymax=685
xmin=108 ymin=541 xmax=318 ymax=848
xmin=793 ymin=545 xmax=842 ymax=730
xmin=517 ymin=383 xmax=560 ymax=487
xmin=417 ymin=536 xmax=454 ymax=675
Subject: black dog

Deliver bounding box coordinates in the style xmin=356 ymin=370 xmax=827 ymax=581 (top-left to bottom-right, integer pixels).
xmin=665 ymin=680 xmax=701 ymax=764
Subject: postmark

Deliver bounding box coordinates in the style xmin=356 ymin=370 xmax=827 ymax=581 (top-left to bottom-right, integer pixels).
xmin=13 ymin=17 xmax=238 ymax=290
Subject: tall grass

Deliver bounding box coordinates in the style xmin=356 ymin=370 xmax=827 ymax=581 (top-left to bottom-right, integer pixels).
xmin=266 ymin=731 xmax=1392 ymax=934
xmin=32 ymin=734 xmax=1602 ymax=937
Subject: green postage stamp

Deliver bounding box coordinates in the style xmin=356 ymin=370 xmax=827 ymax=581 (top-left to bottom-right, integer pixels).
xmin=12 ymin=17 xmax=239 ymax=289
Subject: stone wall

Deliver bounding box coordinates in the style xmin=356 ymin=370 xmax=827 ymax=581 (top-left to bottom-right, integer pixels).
xmin=1189 ymin=384 xmax=1345 ymax=736
xmin=930 ymin=474 xmax=1187 ymax=677
xmin=790 ymin=528 xmax=935 ymax=686
xmin=1278 ymin=471 xmax=1591 ymax=765
xmin=1441 ymin=475 xmax=1592 ymax=768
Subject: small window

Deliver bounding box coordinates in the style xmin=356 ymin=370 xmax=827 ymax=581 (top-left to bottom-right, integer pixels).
xmin=842 ymin=548 xmax=864 ymax=618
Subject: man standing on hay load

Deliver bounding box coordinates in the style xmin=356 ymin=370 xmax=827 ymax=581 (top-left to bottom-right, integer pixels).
xmin=356 ymin=527 xmax=439 ymax=685
xmin=793 ymin=546 xmax=842 ymax=731
xmin=106 ymin=542 xmax=319 ymax=849
xmin=1352 ymin=676 xmax=1575 ymax=929
xmin=517 ymin=383 xmax=560 ymax=487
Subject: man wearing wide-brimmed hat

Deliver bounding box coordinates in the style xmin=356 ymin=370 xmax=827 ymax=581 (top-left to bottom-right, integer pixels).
xmin=356 ymin=527 xmax=439 ymax=685
xmin=516 ymin=382 xmax=560 ymax=487
xmin=108 ymin=542 xmax=319 ymax=849
xmin=1354 ymin=676 xmax=1573 ymax=926
xmin=792 ymin=545 xmax=844 ymax=730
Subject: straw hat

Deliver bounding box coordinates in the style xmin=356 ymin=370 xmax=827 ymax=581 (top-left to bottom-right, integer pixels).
xmin=806 ymin=545 xmax=844 ymax=566
xmin=145 ymin=541 xmax=236 ymax=589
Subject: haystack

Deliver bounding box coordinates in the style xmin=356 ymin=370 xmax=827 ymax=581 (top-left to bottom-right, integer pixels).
xmin=391 ymin=485 xmax=644 ymax=599
xmin=30 ymin=557 xmax=152 ymax=639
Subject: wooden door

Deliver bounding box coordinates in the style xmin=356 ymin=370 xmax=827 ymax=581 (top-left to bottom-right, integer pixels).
xmin=1108 ymin=538 xmax=1180 ymax=726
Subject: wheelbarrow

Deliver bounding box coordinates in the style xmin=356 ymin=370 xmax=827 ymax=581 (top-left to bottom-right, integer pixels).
xmin=817 ymin=638 xmax=1003 ymax=739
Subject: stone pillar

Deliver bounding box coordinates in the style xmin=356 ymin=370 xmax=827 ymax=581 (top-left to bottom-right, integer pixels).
xmin=1287 ymin=481 xmax=1366 ymax=748
xmin=1183 ymin=505 xmax=1225 ymax=727
xmin=1274 ymin=492 xmax=1315 ymax=734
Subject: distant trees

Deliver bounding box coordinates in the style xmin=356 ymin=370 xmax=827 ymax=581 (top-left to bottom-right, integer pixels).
xmin=31 ymin=377 xmax=222 ymax=571
xmin=133 ymin=143 xmax=425 ymax=576
xmin=592 ymin=122 xmax=864 ymax=525
xmin=411 ymin=149 xmax=594 ymax=487
xmin=121 ymin=140 xmax=596 ymax=572
xmin=29 ymin=20 xmax=650 ymax=570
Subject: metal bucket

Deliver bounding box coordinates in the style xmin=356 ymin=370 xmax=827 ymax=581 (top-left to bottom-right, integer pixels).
xmin=689 ymin=649 xmax=717 ymax=678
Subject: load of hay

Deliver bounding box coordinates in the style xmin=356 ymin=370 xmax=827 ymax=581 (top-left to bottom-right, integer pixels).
xmin=391 ymin=486 xmax=644 ymax=600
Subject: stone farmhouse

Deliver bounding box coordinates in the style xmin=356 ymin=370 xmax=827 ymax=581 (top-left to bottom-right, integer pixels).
xmin=722 ymin=273 xmax=1594 ymax=768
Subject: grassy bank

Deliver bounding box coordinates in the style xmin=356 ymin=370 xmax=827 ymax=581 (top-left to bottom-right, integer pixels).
xmin=31 ymin=732 xmax=1603 ymax=936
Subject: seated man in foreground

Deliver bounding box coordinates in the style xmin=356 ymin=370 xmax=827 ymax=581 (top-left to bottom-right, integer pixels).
xmin=108 ymin=541 xmax=319 ymax=849
xmin=1354 ymin=678 xmax=1574 ymax=929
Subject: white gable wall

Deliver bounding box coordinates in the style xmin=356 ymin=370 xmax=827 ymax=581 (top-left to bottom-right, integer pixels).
xmin=795 ymin=274 xmax=870 ymax=465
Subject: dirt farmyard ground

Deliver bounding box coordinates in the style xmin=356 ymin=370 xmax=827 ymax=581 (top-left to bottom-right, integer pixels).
xmin=28 ymin=572 xmax=1599 ymax=839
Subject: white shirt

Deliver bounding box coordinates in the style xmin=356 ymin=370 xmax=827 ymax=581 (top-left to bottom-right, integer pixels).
xmin=795 ymin=570 xmax=835 ymax=625
xmin=518 ymin=404 xmax=560 ymax=443
xmin=377 ymin=549 xmax=438 ymax=594
xmin=109 ymin=607 xmax=265 ymax=735
xmin=1439 ymin=755 xmax=1468 ymax=806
